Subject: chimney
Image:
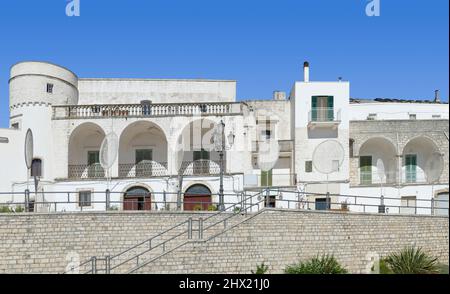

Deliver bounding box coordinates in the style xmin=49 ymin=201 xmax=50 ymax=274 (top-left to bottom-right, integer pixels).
xmin=434 ymin=90 xmax=441 ymax=103
xmin=273 ymin=91 xmax=286 ymax=101
xmin=303 ymin=61 xmax=310 ymax=82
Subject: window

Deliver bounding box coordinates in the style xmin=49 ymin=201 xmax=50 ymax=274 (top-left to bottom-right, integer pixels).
xmin=87 ymin=151 xmax=100 ymax=165
xmin=315 ymin=198 xmax=330 ymax=210
xmin=46 ymin=83 xmax=54 ymax=94
xmin=261 ymin=169 xmax=273 ymax=186
xmin=305 ymin=161 xmax=313 ymax=173
xmin=261 ymin=130 xmax=271 ymax=140
xmin=432 ymin=114 xmax=441 ymax=119
xmin=0 ymin=137 xmax=8 ymax=144
xmin=11 ymin=123 xmax=19 ymax=129
xmin=193 ymin=149 xmax=210 ymax=174
xmin=31 ymin=159 xmax=42 ymax=177
xmin=367 ymin=113 xmax=377 ymax=120
xmin=404 ymin=154 xmax=417 ymax=183
xmin=135 ymin=149 xmax=152 ymax=164
xmin=311 ymin=96 xmax=334 ymax=121
xmin=87 ymin=151 xmax=101 ymax=178
xmin=264 ymin=195 xmax=276 ymax=208
xmin=360 ymin=156 xmax=372 ymax=184
xmin=400 ymin=196 xmax=416 ymax=214
xmin=135 ymin=149 xmax=153 ymax=177
xmin=409 ymin=114 xmax=417 ymax=120
xmin=78 ymin=191 xmax=92 ymax=207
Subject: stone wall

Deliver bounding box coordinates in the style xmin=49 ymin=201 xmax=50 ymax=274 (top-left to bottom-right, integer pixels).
xmin=0 ymin=209 xmax=448 ymax=274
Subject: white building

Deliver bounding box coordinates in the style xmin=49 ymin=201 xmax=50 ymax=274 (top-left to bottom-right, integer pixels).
xmin=0 ymin=61 xmax=448 ymax=214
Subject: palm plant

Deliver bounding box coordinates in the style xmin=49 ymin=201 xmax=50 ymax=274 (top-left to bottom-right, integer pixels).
xmin=252 ymin=262 xmax=269 ymax=274
xmin=284 ymin=254 xmax=348 ymax=274
xmin=384 ymin=247 xmax=439 ymax=274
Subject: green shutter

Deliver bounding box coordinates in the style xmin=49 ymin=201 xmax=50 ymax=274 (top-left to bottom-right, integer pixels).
xmin=405 ymin=154 xmax=417 ymax=183
xmin=261 ymin=169 xmax=273 ymax=186
xmin=88 ymin=151 xmax=100 ymax=165
xmin=360 ymin=156 xmax=372 ymax=184
xmin=327 ymin=96 xmax=334 ymax=121
xmin=311 ymin=96 xmax=318 ymax=121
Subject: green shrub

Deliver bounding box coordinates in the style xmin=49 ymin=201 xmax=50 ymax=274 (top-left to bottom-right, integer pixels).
xmin=207 ymin=205 xmax=218 ymax=211
xmin=252 ymin=262 xmax=269 ymax=274
xmin=384 ymin=247 xmax=439 ymax=274
xmin=233 ymin=206 xmax=242 ymax=213
xmin=284 ymin=254 xmax=348 ymax=274
xmin=0 ymin=206 xmax=25 ymax=213
xmin=192 ymin=204 xmax=203 ymax=211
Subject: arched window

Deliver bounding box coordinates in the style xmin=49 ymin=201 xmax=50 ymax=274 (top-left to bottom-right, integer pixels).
xmin=123 ymin=186 xmax=151 ymax=211
xmin=31 ymin=158 xmax=42 ymax=177
xmin=185 ymin=184 xmax=211 ymax=195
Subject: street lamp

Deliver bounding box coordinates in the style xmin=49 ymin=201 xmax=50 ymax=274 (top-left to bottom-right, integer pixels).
xmin=214 ymin=120 xmax=235 ymax=211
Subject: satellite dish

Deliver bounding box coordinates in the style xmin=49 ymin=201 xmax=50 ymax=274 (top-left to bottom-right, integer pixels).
xmin=257 ymin=139 xmax=279 ymax=172
xmin=312 ymin=140 xmax=345 ymax=174
xmin=376 ymin=159 xmax=385 ymax=182
xmin=425 ymin=152 xmax=443 ymax=184
xmin=24 ymin=129 xmax=33 ymax=169
xmin=100 ymin=132 xmax=119 ymax=169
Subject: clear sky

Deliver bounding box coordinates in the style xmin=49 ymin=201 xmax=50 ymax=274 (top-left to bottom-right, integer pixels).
xmin=0 ymin=0 xmax=448 ymax=128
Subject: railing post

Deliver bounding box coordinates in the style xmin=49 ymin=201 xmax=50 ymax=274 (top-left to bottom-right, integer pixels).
xmin=106 ymin=189 xmax=110 ymax=211
xmin=198 ymin=218 xmax=203 ymax=239
xmin=163 ymin=191 xmax=167 ymax=210
xmin=24 ymin=189 xmax=30 ymax=212
xmin=326 ymin=192 xmax=330 ymax=210
xmin=265 ymin=189 xmax=270 ymax=208
xmin=91 ymin=257 xmax=97 ymax=274
xmin=105 ymin=256 xmax=111 ymax=274
xmin=431 ymin=198 xmax=435 ymax=215
xmin=188 ymin=217 xmax=193 ymax=239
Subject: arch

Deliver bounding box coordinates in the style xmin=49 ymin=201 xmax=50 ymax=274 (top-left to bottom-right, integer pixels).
xmin=358 ymin=137 xmax=398 ymax=185
xmin=68 ymin=122 xmax=106 ymax=179
xmin=176 ymin=118 xmax=223 ymax=175
xmin=118 ymin=121 xmax=168 ymax=178
xmin=184 ymin=183 xmax=212 ymax=211
xmin=402 ymin=136 xmax=442 ymax=184
xmin=123 ymin=185 xmax=152 ymax=211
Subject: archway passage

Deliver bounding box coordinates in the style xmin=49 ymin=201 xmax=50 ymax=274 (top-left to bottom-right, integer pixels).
xmin=184 ymin=184 xmax=212 ymax=211
xmin=123 ymin=186 xmax=151 ymax=211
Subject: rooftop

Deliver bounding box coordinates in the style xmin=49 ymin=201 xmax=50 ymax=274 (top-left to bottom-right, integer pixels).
xmin=350 ymin=98 xmax=448 ymax=104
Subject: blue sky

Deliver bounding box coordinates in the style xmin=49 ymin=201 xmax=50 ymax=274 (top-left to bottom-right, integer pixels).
xmin=0 ymin=0 xmax=448 ymax=128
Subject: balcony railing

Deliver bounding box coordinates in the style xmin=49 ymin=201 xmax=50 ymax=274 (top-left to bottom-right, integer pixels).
xmin=308 ymin=108 xmax=341 ymax=123
xmin=359 ymin=170 xmax=397 ymax=185
xmin=68 ymin=164 xmax=105 ymax=179
xmin=401 ymin=171 xmax=427 ymax=184
xmin=119 ymin=161 xmax=168 ymax=178
xmin=181 ymin=159 xmax=221 ymax=176
xmin=52 ymin=102 xmax=244 ymax=119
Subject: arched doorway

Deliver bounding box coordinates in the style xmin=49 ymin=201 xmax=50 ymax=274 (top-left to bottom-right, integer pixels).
xmin=184 ymin=184 xmax=212 ymax=211
xmin=123 ymin=186 xmax=151 ymax=211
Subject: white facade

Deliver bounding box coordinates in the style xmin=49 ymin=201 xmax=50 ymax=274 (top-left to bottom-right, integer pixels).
xmin=0 ymin=61 xmax=448 ymax=214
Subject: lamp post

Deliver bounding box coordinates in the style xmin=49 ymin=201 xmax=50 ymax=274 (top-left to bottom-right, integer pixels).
xmin=214 ymin=120 xmax=235 ymax=211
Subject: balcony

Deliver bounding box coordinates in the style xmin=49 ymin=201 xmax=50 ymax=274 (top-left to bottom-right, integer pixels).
xmin=181 ymin=159 xmax=221 ymax=176
xmin=308 ymin=107 xmax=341 ymax=129
xmin=119 ymin=161 xmax=168 ymax=178
xmin=53 ymin=102 xmax=244 ymax=120
xmin=359 ymin=170 xmax=398 ymax=186
xmin=68 ymin=164 xmax=105 ymax=179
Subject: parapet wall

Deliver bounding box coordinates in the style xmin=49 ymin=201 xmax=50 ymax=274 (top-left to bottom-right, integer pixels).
xmin=0 ymin=209 xmax=448 ymax=274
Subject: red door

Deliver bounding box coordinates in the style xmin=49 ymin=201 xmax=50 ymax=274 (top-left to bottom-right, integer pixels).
xmin=123 ymin=195 xmax=152 ymax=211
xmin=184 ymin=195 xmax=211 ymax=211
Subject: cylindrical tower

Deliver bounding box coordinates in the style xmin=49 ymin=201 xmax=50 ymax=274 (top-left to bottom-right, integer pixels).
xmin=9 ymin=61 xmax=79 ymax=183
